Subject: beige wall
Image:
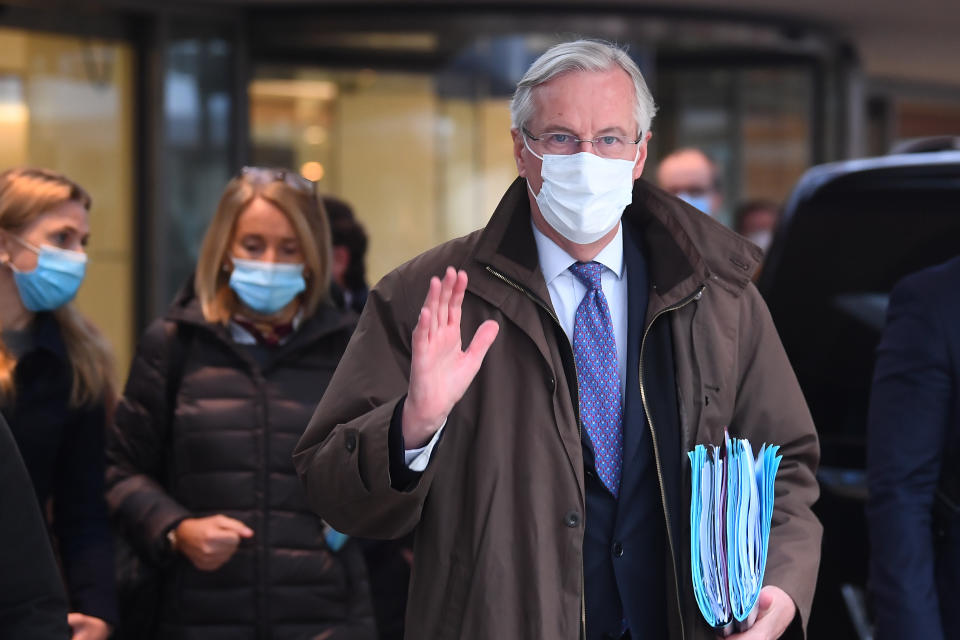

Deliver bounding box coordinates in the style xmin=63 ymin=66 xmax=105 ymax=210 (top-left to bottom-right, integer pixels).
xmin=0 ymin=27 xmax=135 ymax=376
xmin=336 ymin=75 xmax=439 ymax=283
xmin=438 ymin=98 xmax=517 ymax=241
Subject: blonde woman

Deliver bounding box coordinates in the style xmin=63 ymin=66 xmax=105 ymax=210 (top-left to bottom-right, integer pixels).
xmin=106 ymin=168 xmax=375 ymax=639
xmin=0 ymin=167 xmax=117 ymax=640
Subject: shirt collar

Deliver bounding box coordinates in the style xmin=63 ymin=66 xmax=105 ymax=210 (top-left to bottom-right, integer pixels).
xmin=531 ymin=219 xmax=625 ymax=285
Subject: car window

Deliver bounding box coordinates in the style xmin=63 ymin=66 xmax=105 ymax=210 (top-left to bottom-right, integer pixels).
xmin=759 ymin=165 xmax=960 ymax=469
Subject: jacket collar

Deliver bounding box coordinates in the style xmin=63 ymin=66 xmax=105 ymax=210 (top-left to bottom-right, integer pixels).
xmin=470 ymin=177 xmax=762 ymax=314
xmin=164 ymin=276 xmax=354 ymax=355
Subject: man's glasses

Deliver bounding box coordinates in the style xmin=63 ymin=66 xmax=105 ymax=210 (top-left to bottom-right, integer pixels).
xmin=523 ymin=127 xmax=643 ymax=159
xmin=240 ymin=166 xmax=315 ymax=195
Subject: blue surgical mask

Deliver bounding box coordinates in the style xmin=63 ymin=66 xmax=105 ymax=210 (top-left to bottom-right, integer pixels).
xmin=7 ymin=239 xmax=88 ymax=312
xmin=677 ymin=192 xmax=714 ymax=217
xmin=228 ymin=258 xmax=306 ymax=315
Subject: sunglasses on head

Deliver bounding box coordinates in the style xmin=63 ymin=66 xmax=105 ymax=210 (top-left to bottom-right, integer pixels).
xmin=239 ymin=166 xmax=315 ymax=195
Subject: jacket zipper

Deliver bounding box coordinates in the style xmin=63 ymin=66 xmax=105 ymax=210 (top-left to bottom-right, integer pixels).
xmin=638 ymin=282 xmax=706 ymax=640
xmin=484 ymin=265 xmax=588 ymax=640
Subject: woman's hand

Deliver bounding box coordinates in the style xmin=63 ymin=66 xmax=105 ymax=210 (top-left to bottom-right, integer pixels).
xmin=67 ymin=613 xmax=110 ymax=640
xmin=174 ymin=515 xmax=254 ymax=571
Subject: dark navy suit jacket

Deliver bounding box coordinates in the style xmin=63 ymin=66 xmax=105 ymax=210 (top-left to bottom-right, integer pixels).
xmin=868 ymin=255 xmax=960 ymax=640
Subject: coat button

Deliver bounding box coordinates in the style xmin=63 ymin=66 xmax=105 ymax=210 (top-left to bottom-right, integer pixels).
xmin=564 ymin=510 xmax=580 ymax=528
xmin=345 ymin=432 xmax=358 ymax=453
xmin=612 ymin=541 xmax=624 ymax=558
xmin=548 ymin=376 xmax=556 ymax=390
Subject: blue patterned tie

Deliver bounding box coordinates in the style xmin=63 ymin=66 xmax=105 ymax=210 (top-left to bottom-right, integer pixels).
xmin=569 ymin=261 xmax=623 ymax=497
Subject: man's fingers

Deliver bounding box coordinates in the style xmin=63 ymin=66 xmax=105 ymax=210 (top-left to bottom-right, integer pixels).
xmin=437 ymin=267 xmax=456 ymax=327
xmin=423 ymin=276 xmax=441 ymax=339
xmin=448 ymin=270 xmax=468 ymax=328
xmin=465 ymin=320 xmax=500 ymax=368
xmin=412 ymin=307 xmax=430 ymax=356
xmin=722 ymin=587 xmax=791 ymax=640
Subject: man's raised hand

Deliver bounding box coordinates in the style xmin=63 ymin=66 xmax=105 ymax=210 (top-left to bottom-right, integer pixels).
xmin=402 ymin=267 xmax=499 ymax=449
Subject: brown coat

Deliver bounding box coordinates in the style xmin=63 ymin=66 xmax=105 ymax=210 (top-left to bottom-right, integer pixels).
xmin=294 ymin=177 xmax=821 ymax=640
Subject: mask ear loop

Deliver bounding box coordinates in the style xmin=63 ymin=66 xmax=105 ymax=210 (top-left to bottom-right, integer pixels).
xmin=522 ymin=135 xmax=544 ymax=162
xmin=522 ymin=136 xmax=545 ymax=201
xmin=2 ymin=233 xmax=41 ymax=274
xmin=8 ymin=234 xmax=42 ymax=255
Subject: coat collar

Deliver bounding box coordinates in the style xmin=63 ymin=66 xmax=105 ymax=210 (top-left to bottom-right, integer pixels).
xmin=470 ymin=176 xmax=762 ymax=316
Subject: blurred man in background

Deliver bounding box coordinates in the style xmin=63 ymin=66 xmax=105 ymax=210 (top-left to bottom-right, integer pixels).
xmin=867 ymin=255 xmax=960 ymax=640
xmin=323 ymin=195 xmax=370 ymax=315
xmin=656 ymin=147 xmax=722 ymax=217
xmin=322 ymin=194 xmax=412 ymax=640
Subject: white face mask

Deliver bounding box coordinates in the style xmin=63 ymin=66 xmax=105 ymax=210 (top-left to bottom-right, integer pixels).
xmin=525 ymin=139 xmax=638 ymax=245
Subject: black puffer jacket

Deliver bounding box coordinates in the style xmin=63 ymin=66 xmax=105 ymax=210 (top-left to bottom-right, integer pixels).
xmin=106 ymin=285 xmax=375 ymax=640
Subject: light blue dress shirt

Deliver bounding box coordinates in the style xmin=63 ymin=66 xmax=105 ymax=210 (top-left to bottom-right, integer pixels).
xmin=405 ymin=221 xmax=630 ymax=470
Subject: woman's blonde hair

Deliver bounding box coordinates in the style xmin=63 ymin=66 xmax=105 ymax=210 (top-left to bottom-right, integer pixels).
xmin=195 ymin=168 xmax=332 ymax=325
xmin=0 ymin=167 xmax=114 ymax=408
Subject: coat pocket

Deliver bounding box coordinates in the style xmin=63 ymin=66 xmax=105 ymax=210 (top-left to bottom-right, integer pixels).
xmin=437 ymin=555 xmax=471 ymax=639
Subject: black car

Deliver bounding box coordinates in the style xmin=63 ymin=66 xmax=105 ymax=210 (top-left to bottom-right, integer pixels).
xmin=757 ymin=149 xmax=960 ymax=640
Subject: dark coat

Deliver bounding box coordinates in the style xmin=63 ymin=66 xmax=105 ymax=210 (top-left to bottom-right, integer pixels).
xmin=2 ymin=312 xmax=117 ymax=625
xmin=868 ymin=255 xmax=960 ymax=640
xmin=0 ymin=411 xmax=70 ymax=639
xmin=294 ymin=177 xmax=822 ymax=640
xmin=106 ymin=285 xmax=376 ymax=640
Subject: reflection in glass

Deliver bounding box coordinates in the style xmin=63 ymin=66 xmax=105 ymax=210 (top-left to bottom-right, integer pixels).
xmin=161 ymin=30 xmax=235 ymax=307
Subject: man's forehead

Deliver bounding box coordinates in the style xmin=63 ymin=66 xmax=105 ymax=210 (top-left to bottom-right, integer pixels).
xmin=658 ymin=152 xmax=715 ymax=186
xmin=527 ymin=67 xmax=636 ymax=131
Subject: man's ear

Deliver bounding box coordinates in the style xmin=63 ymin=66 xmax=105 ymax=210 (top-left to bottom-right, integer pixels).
xmin=633 ymin=131 xmax=653 ymax=181
xmin=511 ymin=128 xmax=527 ymax=178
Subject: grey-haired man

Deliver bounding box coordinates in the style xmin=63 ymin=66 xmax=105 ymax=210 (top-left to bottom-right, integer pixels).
xmin=296 ymin=39 xmax=820 ymax=640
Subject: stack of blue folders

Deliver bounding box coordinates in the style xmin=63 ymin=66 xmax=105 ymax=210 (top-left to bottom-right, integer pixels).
xmin=688 ymin=433 xmax=782 ymax=636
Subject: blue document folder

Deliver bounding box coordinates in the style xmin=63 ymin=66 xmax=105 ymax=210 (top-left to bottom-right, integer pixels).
xmin=688 ymin=433 xmax=781 ymax=634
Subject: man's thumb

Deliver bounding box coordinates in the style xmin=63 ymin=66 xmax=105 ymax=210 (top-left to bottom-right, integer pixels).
xmin=465 ymin=320 xmax=500 ymax=365
xmin=756 ymin=587 xmax=775 ymax=611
